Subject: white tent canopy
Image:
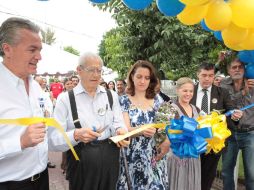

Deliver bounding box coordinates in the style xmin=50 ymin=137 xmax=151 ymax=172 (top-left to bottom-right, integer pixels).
xmin=0 ymin=43 xmax=118 ymax=81
xmin=37 ymin=43 xmax=79 ymax=74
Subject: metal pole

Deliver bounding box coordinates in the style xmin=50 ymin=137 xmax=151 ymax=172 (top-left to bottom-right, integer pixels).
xmin=120 ymin=147 xmax=132 ymax=190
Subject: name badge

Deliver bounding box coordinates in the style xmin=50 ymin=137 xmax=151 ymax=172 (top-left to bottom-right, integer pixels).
xmin=212 ymin=98 xmax=218 ymax=104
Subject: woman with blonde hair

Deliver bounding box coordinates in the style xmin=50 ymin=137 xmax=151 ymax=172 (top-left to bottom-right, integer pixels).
xmin=168 ymin=77 xmax=201 ymax=190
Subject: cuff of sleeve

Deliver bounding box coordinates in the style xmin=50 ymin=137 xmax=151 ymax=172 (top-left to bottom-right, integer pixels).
xmin=2 ymin=138 xmax=22 ymax=158
xmin=68 ymin=130 xmax=79 ymax=146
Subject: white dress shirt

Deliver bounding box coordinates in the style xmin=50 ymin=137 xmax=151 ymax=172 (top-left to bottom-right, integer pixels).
xmin=0 ymin=63 xmax=48 ymax=182
xmin=49 ymin=83 xmax=127 ymax=151
xmin=196 ymin=84 xmax=212 ymax=114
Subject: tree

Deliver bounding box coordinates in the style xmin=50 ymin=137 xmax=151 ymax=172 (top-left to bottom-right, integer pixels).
xmin=63 ymin=46 xmax=80 ymax=56
xmin=99 ymin=28 xmax=133 ymax=78
xmin=41 ymin=27 xmax=56 ymax=45
xmin=97 ymin=1 xmax=227 ymax=80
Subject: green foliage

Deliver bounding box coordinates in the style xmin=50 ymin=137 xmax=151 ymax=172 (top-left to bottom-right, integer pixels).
xmin=41 ymin=27 xmax=56 ymax=45
xmin=96 ymin=1 xmax=228 ymax=79
xmin=63 ymin=46 xmax=80 ymax=56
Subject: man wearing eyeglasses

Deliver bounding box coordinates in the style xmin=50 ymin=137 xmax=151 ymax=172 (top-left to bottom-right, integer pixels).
xmin=221 ymin=58 xmax=254 ymax=190
xmin=51 ymin=52 xmax=129 ymax=190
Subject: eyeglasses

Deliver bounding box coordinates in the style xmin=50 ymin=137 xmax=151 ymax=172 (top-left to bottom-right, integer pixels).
xmin=231 ymin=65 xmax=244 ymax=70
xmin=81 ymin=66 xmax=102 ymax=74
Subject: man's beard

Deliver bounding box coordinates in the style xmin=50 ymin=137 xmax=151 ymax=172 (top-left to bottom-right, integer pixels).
xmin=232 ymin=73 xmax=244 ymax=80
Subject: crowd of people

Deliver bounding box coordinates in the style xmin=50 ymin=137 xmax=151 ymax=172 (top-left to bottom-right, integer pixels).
xmin=1 ymin=17 xmax=254 ymax=190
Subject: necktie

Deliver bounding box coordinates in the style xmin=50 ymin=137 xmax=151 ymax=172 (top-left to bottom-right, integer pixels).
xmin=201 ymin=89 xmax=209 ymax=114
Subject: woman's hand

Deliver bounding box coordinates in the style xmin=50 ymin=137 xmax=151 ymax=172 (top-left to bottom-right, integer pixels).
xmin=116 ymin=128 xmax=130 ymax=147
xmin=143 ymin=127 xmax=156 ymax=137
xmin=155 ymin=139 xmax=170 ymax=161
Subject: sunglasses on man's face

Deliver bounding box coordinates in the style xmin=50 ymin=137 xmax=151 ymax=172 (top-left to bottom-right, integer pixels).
xmin=231 ymin=65 xmax=244 ymax=70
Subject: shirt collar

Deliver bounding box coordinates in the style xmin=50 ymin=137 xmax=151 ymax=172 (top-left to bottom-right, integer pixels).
xmin=197 ymin=83 xmax=212 ymax=93
xmin=74 ymin=82 xmax=106 ymax=95
xmin=0 ymin=62 xmax=33 ymax=87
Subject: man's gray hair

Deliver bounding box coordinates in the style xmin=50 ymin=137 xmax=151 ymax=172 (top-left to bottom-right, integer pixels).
xmin=0 ymin=17 xmax=40 ymax=57
xmin=78 ymin=52 xmax=103 ymax=67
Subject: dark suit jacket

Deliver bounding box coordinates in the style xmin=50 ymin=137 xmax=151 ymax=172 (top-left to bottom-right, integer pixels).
xmin=191 ymin=84 xmax=241 ymax=131
xmin=190 ymin=84 xmax=234 ymax=113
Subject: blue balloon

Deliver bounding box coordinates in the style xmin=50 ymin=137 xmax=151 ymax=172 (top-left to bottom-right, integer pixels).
xmin=245 ymin=63 xmax=254 ymax=79
xmin=89 ymin=0 xmax=110 ymax=3
xmin=238 ymin=51 xmax=253 ymax=64
xmin=200 ymin=20 xmax=212 ymax=32
xmin=214 ymin=31 xmax=223 ymax=41
xmin=123 ymin=0 xmax=153 ymax=10
xmin=156 ymin=0 xmax=185 ymax=16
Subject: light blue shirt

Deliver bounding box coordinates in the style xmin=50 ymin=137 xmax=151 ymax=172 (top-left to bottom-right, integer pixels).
xmin=50 ymin=83 xmax=127 ymax=151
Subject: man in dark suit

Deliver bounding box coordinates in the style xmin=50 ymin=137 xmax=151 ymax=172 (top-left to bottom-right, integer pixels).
xmin=190 ymin=62 xmax=242 ymax=190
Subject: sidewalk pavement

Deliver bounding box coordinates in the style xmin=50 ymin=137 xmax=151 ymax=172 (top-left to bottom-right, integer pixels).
xmin=48 ymin=151 xmax=246 ymax=190
xmin=48 ymin=152 xmax=69 ymax=190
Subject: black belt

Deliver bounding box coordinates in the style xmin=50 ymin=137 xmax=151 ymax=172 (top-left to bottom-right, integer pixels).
xmin=86 ymin=138 xmax=111 ymax=146
xmin=0 ymin=168 xmax=47 ymax=187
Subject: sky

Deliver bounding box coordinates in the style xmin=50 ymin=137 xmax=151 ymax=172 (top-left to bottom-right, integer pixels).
xmin=0 ymin=0 xmax=117 ymax=53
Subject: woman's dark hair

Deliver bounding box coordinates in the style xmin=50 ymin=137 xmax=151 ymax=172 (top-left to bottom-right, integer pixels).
xmin=100 ymin=81 xmax=109 ymax=89
xmin=107 ymin=81 xmax=116 ymax=91
xmin=126 ymin=60 xmax=158 ymax=99
xmin=63 ymin=78 xmax=73 ymax=91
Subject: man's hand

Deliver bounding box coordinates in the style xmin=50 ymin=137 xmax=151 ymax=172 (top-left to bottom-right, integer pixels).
xmin=242 ymin=79 xmax=254 ymax=96
xmin=115 ymin=128 xmax=130 ymax=148
xmin=143 ymin=127 xmax=156 ymax=137
xmin=74 ymin=128 xmax=101 ymax=143
xmin=155 ymin=139 xmax=170 ymax=161
xmin=246 ymin=79 xmax=254 ymax=88
xmin=231 ymin=110 xmax=243 ymax=121
xmin=20 ymin=122 xmax=46 ymax=149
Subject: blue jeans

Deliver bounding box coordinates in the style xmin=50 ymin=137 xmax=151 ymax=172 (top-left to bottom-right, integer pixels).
xmin=222 ymin=130 xmax=254 ymax=190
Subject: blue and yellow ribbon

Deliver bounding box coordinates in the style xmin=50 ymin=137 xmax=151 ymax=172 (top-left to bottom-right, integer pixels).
xmin=166 ymin=116 xmax=213 ymax=158
xmin=197 ymin=112 xmax=231 ymax=154
xmin=0 ymin=117 xmax=79 ymax=160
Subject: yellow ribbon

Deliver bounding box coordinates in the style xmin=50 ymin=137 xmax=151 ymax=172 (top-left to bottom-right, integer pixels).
xmin=111 ymin=111 xmax=231 ymax=154
xmin=110 ymin=123 xmax=167 ymax=143
xmin=0 ymin=118 xmax=79 ymax=160
xmin=110 ymin=123 xmax=184 ymax=143
xmin=197 ymin=112 xmax=231 ymax=154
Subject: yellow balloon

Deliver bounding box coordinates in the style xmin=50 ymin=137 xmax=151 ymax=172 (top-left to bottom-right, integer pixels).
xmin=231 ymin=0 xmax=254 ymax=28
xmin=177 ymin=4 xmax=209 ymax=26
xmin=222 ymin=23 xmax=248 ymax=46
xmin=241 ymin=29 xmax=254 ymax=50
xmin=180 ymin=0 xmax=211 ymax=6
xmin=204 ymin=0 xmax=232 ymax=31
xmin=224 ymin=41 xmax=244 ymax=51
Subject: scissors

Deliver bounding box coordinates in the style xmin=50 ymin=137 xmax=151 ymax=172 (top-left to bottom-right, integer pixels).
xmin=92 ymin=125 xmax=110 ymax=133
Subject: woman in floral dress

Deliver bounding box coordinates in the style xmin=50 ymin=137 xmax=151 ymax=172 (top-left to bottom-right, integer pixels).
xmin=117 ymin=60 xmax=169 ymax=190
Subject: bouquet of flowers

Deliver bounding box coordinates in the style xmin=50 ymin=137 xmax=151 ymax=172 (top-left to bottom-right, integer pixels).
xmin=154 ymin=102 xmax=177 ymax=147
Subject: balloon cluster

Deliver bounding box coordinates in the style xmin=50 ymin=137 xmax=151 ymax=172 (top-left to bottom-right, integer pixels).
xmin=89 ymin=0 xmax=254 ymax=78
xmin=90 ymin=0 xmax=254 ymax=50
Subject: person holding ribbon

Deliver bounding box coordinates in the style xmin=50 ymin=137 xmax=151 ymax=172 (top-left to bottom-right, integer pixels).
xmin=190 ymin=62 xmax=241 ymax=190
xmin=0 ymin=17 xmax=50 ymax=190
xmin=116 ymin=60 xmax=169 ymax=190
xmin=51 ymin=52 xmax=129 ymax=190
xmin=167 ymin=77 xmax=202 ymax=190
xmin=220 ymin=58 xmax=254 ymax=190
